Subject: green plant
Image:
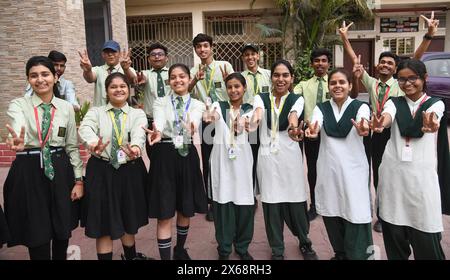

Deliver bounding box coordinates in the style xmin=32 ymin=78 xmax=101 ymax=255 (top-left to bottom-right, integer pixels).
xmin=75 ymin=100 xmax=91 ymax=126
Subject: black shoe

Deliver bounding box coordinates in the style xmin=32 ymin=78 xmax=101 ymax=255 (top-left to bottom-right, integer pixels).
xmin=206 ymin=207 xmax=214 ymax=222
xmin=218 ymin=255 xmax=229 ymax=260
xmin=120 ymin=252 xmax=154 ymax=260
xmin=271 ymin=254 xmax=284 ymax=260
xmin=238 ymin=252 xmax=254 ymax=261
xmin=373 ymin=220 xmax=382 ymax=233
xmin=330 ymin=254 xmax=346 ymax=260
xmin=299 ymin=243 xmax=318 ymax=260
xmin=173 ymin=246 xmax=191 ymax=260
xmin=307 ymin=205 xmax=318 ymax=221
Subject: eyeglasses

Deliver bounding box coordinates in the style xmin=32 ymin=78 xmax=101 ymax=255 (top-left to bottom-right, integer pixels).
xmin=397 ymin=76 xmax=419 ymax=85
xmin=149 ymin=52 xmax=166 ymax=58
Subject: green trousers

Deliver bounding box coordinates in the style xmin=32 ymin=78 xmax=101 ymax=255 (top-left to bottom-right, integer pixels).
xmin=212 ymin=201 xmax=255 ymax=257
xmin=262 ymin=202 xmax=311 ymax=257
xmin=380 ymin=219 xmax=445 ymax=260
xmin=322 ymin=216 xmax=373 ymax=260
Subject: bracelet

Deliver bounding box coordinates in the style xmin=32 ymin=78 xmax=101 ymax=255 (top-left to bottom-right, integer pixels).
xmin=423 ymin=34 xmax=433 ymax=40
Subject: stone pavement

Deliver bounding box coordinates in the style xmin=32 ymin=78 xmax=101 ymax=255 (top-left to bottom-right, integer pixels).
xmin=1 ymin=144 xmax=450 ymax=260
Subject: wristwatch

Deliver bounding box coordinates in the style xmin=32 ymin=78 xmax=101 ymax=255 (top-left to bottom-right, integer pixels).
xmin=423 ymin=34 xmax=433 ymax=40
xmin=75 ymin=177 xmax=83 ymax=183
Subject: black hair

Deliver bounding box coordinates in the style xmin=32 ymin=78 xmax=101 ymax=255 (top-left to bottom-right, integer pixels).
xmin=271 ymin=59 xmax=294 ymax=77
xmin=225 ymin=72 xmax=247 ymax=88
xmin=168 ymin=63 xmax=190 ymax=77
xmin=396 ymin=59 xmax=428 ymax=92
xmin=148 ymin=43 xmax=168 ymax=55
xmin=378 ymin=51 xmax=400 ymax=65
xmin=48 ymin=50 xmax=67 ymax=63
xmin=105 ymin=72 xmax=130 ymax=91
xmin=193 ymin=33 xmax=213 ymax=47
xmin=26 ymin=56 xmax=60 ymax=98
xmin=310 ymin=48 xmax=332 ymax=63
xmin=328 ymin=68 xmax=352 ymax=84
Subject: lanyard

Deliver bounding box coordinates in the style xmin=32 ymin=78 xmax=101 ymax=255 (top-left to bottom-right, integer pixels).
xmin=228 ymin=103 xmax=240 ymax=148
xmin=375 ymin=83 xmax=391 ymax=116
xmin=201 ymin=65 xmax=216 ymax=96
xmin=109 ymin=111 xmax=127 ymax=146
xmin=405 ymin=95 xmax=429 ymax=146
xmin=171 ymin=95 xmax=192 ymax=134
xmin=270 ymin=94 xmax=286 ymax=140
xmin=34 ymin=106 xmax=56 ymax=148
xmin=246 ymin=72 xmax=262 ymax=95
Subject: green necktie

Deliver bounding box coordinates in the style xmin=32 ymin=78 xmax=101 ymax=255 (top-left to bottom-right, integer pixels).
xmin=107 ymin=66 xmax=115 ymax=75
xmin=316 ymin=77 xmax=324 ymax=105
xmin=41 ymin=103 xmax=54 ymax=180
xmin=249 ymin=72 xmax=258 ymax=95
xmin=110 ymin=108 xmax=122 ymax=169
xmin=205 ymin=67 xmax=218 ymax=102
xmin=155 ymin=69 xmax=165 ymax=97
xmin=175 ymin=96 xmax=189 ymax=157
xmin=378 ymin=83 xmax=387 ymax=103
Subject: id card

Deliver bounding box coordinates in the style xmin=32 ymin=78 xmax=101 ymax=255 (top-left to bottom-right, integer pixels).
xmin=174 ymin=135 xmax=183 ymax=148
xmin=228 ymin=147 xmax=237 ymax=160
xmin=117 ymin=150 xmax=127 ymax=164
xmin=270 ymin=142 xmax=279 ymax=154
xmin=401 ymin=145 xmax=413 ymax=162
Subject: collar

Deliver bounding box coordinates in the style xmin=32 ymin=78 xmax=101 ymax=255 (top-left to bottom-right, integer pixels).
xmin=330 ymin=96 xmax=352 ymax=109
xmin=151 ymin=66 xmax=168 ymax=73
xmin=246 ymin=67 xmax=262 ymax=75
xmin=105 ymin=102 xmax=130 ymax=114
xmin=172 ymin=93 xmax=191 ymax=102
xmin=103 ymin=64 xmax=120 ymax=71
xmin=315 ymin=74 xmax=328 ymax=82
xmin=31 ymin=94 xmax=59 ymax=109
xmin=378 ymin=76 xmax=396 ymax=88
xmin=204 ymin=59 xmax=216 ymax=69
xmin=405 ymin=93 xmax=427 ymax=107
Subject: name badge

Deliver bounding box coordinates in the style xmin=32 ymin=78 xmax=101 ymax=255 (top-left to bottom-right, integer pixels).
xmin=270 ymin=142 xmax=279 ymax=154
xmin=261 ymin=86 xmax=269 ymax=93
xmin=214 ymin=81 xmax=222 ymax=89
xmin=174 ymin=135 xmax=183 ymax=149
xmin=228 ymin=147 xmax=237 ymax=160
xmin=117 ymin=150 xmax=127 ymax=164
xmin=401 ymin=146 xmax=413 ymax=162
xmin=57 ymin=127 xmax=67 ymax=137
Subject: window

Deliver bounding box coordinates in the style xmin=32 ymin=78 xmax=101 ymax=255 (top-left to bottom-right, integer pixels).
xmin=424 ymin=58 xmax=450 ymax=78
xmin=382 ymin=37 xmax=415 ymax=56
xmin=380 ymin=16 xmax=419 ymax=33
xmin=84 ymin=0 xmax=112 ymax=66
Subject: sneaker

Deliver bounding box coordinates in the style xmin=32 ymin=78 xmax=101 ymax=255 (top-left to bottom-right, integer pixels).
xmin=173 ymin=246 xmax=191 ymax=260
xmin=206 ymin=207 xmax=214 ymax=222
xmin=120 ymin=252 xmax=154 ymax=260
xmin=299 ymin=243 xmax=318 ymax=260
xmin=218 ymin=254 xmax=229 ymax=260
xmin=307 ymin=205 xmax=318 ymax=221
xmin=237 ymin=252 xmax=254 ymax=261
xmin=373 ymin=220 xmax=382 ymax=233
xmin=271 ymin=254 xmax=284 ymax=260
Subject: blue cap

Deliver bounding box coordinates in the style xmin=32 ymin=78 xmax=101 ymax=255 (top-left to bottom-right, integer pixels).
xmin=102 ymin=40 xmax=120 ymax=52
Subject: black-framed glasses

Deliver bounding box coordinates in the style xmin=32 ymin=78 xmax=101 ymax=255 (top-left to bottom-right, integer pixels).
xmin=398 ymin=76 xmax=419 ymax=85
xmin=149 ymin=52 xmax=166 ymax=58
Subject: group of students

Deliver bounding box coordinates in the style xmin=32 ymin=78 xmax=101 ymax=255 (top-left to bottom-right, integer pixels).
xmin=0 ymin=13 xmax=449 ymax=260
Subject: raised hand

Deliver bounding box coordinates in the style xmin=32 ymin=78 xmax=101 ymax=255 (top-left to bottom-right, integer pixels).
xmin=143 ymin=123 xmax=161 ymax=146
xmin=421 ymin=11 xmax=439 ymax=37
xmin=182 ymin=113 xmax=196 ymax=137
xmin=370 ymin=112 xmax=385 ymax=133
xmin=5 ymin=124 xmax=25 ymax=152
xmin=120 ymin=143 xmax=141 ymax=159
xmin=202 ymin=104 xmax=218 ymax=124
xmin=88 ymin=136 xmax=110 ymax=155
xmin=288 ymin=120 xmax=304 ymax=142
xmin=351 ymin=118 xmax=369 ymax=136
xmin=219 ymin=64 xmax=229 ymax=80
xmin=232 ymin=111 xmax=245 ymax=135
xmin=120 ymin=48 xmax=132 ymax=70
xmin=338 ymin=20 xmax=354 ymax=38
xmin=305 ymin=121 xmax=319 ymax=139
xmin=353 ymin=54 xmax=364 ymax=79
xmin=422 ymin=111 xmax=440 ymax=133
xmin=78 ymin=49 xmax=92 ymax=72
xmin=136 ymin=71 xmax=147 ymax=85
xmin=196 ymin=64 xmax=205 ymax=81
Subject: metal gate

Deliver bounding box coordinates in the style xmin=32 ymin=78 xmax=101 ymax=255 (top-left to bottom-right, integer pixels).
xmin=127 ymin=14 xmax=194 ymax=71
xmin=204 ymin=11 xmax=283 ymax=72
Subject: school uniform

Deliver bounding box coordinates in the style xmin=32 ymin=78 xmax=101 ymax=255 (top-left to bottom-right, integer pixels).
xmin=241 ymin=67 xmax=271 ymax=105
xmin=293 ymin=75 xmax=330 ymax=209
xmin=78 ymin=103 xmax=148 ymax=240
xmin=0 ymin=206 xmax=9 ymax=247
xmin=91 ymin=64 xmax=136 ymax=107
xmin=191 ymin=60 xmax=234 ymax=202
xmin=378 ymin=95 xmax=449 ymax=260
xmin=361 ymin=72 xmax=404 ymax=191
xmin=148 ymin=93 xmax=207 ymax=219
xmin=25 ymin=77 xmax=80 ymax=110
xmin=253 ymin=92 xmax=312 ymax=258
xmin=209 ymin=101 xmax=255 ymax=258
xmin=3 ymin=95 xmax=83 ymax=249
xmin=311 ymin=97 xmax=373 ymax=260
